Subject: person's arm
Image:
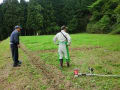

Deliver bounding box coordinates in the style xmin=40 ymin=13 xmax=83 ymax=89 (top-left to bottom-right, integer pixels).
xmin=14 ymin=32 xmax=20 ymax=46
xmin=66 ymin=33 xmax=71 ymax=45
xmin=53 ymin=34 xmax=58 ymax=45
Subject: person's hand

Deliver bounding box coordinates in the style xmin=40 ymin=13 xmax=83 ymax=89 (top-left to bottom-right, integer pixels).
xmin=18 ymin=44 xmax=20 ymax=48
xmin=67 ymin=43 xmax=70 ymax=46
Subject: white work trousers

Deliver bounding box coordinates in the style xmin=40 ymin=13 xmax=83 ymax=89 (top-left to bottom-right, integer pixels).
xmin=58 ymin=43 xmax=68 ymax=60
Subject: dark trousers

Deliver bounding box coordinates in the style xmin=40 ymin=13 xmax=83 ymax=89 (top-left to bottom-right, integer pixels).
xmin=10 ymin=44 xmax=19 ymax=65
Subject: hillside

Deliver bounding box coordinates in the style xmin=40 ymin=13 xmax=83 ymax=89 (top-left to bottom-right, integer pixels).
xmin=87 ymin=0 xmax=120 ymax=34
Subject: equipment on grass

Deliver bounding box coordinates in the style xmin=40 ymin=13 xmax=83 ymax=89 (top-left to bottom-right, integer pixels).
xmin=74 ymin=68 xmax=120 ymax=78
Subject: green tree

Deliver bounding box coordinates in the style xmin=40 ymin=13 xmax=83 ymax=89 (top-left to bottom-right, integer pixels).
xmin=0 ymin=4 xmax=3 ymax=40
xmin=65 ymin=0 xmax=95 ymax=33
xmin=50 ymin=0 xmax=65 ymax=26
xmin=26 ymin=0 xmax=43 ymax=35
xmin=87 ymin=0 xmax=120 ymax=34
xmin=19 ymin=0 xmax=28 ymax=35
xmin=40 ymin=0 xmax=59 ymax=34
xmin=0 ymin=0 xmax=101 ymax=41
xmin=2 ymin=0 xmax=21 ymax=36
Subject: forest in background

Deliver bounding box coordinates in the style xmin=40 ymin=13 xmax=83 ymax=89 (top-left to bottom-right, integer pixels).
xmin=87 ymin=0 xmax=120 ymax=34
xmin=0 ymin=0 xmax=120 ymax=41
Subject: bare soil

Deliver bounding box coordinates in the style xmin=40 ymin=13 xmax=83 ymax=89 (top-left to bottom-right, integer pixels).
xmin=34 ymin=46 xmax=101 ymax=54
xmin=21 ymin=44 xmax=77 ymax=90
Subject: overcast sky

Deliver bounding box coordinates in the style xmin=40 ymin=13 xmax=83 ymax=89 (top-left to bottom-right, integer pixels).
xmin=0 ymin=0 xmax=3 ymax=3
xmin=0 ymin=0 xmax=29 ymax=4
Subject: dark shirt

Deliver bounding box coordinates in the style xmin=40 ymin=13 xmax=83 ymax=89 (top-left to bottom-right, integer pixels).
xmin=10 ymin=30 xmax=19 ymax=45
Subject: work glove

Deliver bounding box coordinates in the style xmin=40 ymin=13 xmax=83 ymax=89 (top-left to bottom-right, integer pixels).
xmin=67 ymin=43 xmax=70 ymax=46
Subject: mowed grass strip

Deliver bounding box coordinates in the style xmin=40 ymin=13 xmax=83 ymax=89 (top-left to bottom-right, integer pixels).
xmin=0 ymin=39 xmax=47 ymax=90
xmin=0 ymin=39 xmax=11 ymax=69
xmin=21 ymin=34 xmax=120 ymax=90
xmin=21 ymin=34 xmax=120 ymax=51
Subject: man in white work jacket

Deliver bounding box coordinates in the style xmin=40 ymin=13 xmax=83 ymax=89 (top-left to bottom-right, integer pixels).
xmin=53 ymin=26 xmax=71 ymax=68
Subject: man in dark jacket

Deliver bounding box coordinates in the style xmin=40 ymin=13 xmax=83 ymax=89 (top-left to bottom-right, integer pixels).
xmin=10 ymin=25 xmax=22 ymax=67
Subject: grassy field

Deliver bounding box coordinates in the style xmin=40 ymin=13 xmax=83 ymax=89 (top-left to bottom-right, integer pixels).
xmin=21 ymin=34 xmax=120 ymax=51
xmin=0 ymin=34 xmax=120 ymax=90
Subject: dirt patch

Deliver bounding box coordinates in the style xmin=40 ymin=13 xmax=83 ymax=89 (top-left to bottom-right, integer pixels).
xmin=34 ymin=46 xmax=101 ymax=54
xmin=36 ymin=49 xmax=57 ymax=53
xmin=21 ymin=44 xmax=77 ymax=90
xmin=71 ymin=46 xmax=101 ymax=51
xmin=0 ymin=55 xmax=13 ymax=89
xmin=0 ymin=64 xmax=11 ymax=81
xmin=0 ymin=50 xmax=12 ymax=80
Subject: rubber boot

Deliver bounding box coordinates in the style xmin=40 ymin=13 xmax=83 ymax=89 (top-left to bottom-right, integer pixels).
xmin=60 ymin=59 xmax=63 ymax=68
xmin=18 ymin=60 xmax=22 ymax=65
xmin=67 ymin=62 xmax=70 ymax=67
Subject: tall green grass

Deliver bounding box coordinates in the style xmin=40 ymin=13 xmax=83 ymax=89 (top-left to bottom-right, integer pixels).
xmin=21 ymin=34 xmax=120 ymax=51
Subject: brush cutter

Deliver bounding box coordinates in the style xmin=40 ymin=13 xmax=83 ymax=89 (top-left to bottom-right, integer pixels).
xmin=74 ymin=68 xmax=120 ymax=78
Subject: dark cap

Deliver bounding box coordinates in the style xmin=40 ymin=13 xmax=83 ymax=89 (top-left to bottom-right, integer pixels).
xmin=15 ymin=25 xmax=22 ymax=29
xmin=61 ymin=25 xmax=68 ymax=30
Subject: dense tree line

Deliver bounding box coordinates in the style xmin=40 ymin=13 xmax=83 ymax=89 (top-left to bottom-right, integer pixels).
xmin=0 ymin=0 xmax=95 ymax=40
xmin=0 ymin=0 xmax=120 ymax=41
